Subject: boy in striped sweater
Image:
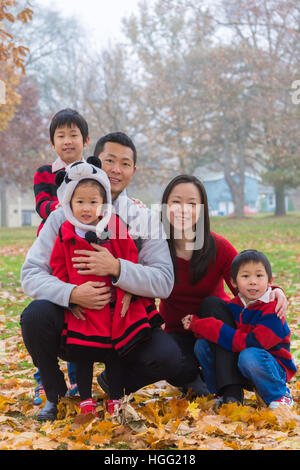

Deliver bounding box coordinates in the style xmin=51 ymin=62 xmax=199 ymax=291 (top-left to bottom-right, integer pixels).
xmin=34 ymin=108 xmax=90 ymax=235
xmin=33 ymin=108 xmax=89 ymax=403
xmin=182 ymin=250 xmax=297 ymax=409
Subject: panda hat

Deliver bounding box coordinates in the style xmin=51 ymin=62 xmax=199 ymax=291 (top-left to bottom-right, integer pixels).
xmin=55 ymin=156 xmax=112 ymax=238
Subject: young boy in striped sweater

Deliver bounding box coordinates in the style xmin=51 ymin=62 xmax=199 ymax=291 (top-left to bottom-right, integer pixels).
xmin=182 ymin=249 xmax=297 ymax=409
xmin=34 ymin=108 xmax=90 ymax=235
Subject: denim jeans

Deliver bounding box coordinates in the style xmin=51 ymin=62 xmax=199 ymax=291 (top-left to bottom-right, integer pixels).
xmin=194 ymin=340 xmax=289 ymax=404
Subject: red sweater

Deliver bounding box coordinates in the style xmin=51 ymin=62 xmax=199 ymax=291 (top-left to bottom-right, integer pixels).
xmin=50 ymin=215 xmax=162 ymax=357
xmin=34 ymin=164 xmax=59 ymax=235
xmin=159 ymin=233 xmax=238 ymax=334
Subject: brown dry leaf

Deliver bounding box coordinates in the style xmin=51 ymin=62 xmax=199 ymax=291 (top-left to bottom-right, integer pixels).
xmin=271 ymin=405 xmax=300 ymax=430
xmin=199 ymin=436 xmax=232 ymax=450
xmin=0 ymin=395 xmax=16 ymax=412
xmin=138 ymin=401 xmax=162 ymax=426
xmin=146 ymin=426 xmax=178 ymax=450
xmin=120 ymin=400 xmax=148 ymax=432
xmin=168 ymin=397 xmax=189 ymax=419
xmin=57 ymin=396 xmax=80 ymax=419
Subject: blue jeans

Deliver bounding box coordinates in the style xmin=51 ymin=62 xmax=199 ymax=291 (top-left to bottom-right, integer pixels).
xmin=194 ymin=340 xmax=289 ymax=404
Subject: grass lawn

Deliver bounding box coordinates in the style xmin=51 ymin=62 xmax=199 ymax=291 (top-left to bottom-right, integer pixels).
xmin=0 ymin=213 xmax=299 ymax=450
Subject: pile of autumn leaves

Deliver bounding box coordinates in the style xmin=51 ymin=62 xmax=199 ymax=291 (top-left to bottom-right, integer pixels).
xmin=1 ymin=259 xmax=300 ymax=450
xmin=1 ymin=369 xmax=300 ymax=450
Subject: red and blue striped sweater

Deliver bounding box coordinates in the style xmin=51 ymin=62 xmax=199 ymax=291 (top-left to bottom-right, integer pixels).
xmin=189 ymin=292 xmax=297 ymax=381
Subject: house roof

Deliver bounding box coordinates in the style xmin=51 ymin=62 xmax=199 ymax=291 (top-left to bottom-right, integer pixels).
xmin=194 ymin=166 xmax=261 ymax=182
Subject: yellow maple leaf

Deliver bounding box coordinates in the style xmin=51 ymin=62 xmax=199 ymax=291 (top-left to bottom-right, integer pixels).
xmin=187 ymin=400 xmax=200 ymax=419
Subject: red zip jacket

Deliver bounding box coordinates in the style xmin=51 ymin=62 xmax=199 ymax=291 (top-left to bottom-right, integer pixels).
xmin=50 ymin=214 xmax=162 ymax=357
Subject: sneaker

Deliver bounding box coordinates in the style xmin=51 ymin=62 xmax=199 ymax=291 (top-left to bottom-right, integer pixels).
xmin=222 ymin=395 xmax=244 ymax=405
xmin=36 ymin=400 xmax=57 ymax=421
xmin=65 ymin=383 xmax=78 ymax=397
xmin=79 ymin=398 xmax=99 ymax=417
xmin=180 ymin=373 xmax=209 ymax=398
xmin=107 ymin=399 xmax=122 ymax=416
xmin=33 ymin=384 xmax=46 ymax=406
xmin=269 ymin=394 xmax=294 ymax=410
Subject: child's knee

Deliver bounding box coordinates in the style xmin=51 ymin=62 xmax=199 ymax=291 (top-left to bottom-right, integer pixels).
xmin=238 ymin=348 xmax=260 ymax=375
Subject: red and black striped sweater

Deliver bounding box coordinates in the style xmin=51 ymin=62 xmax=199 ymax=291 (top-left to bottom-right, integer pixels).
xmin=49 ymin=215 xmax=163 ymax=358
xmin=34 ymin=164 xmax=59 ymax=235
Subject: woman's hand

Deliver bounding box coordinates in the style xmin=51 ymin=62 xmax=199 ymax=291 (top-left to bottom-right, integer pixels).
xmin=270 ymin=288 xmax=287 ymax=319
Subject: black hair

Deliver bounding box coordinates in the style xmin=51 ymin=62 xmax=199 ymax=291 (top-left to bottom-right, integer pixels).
xmin=49 ymin=108 xmax=89 ymax=144
xmin=93 ymin=132 xmax=137 ymax=165
xmin=161 ymin=174 xmax=216 ymax=285
xmin=72 ymin=178 xmax=107 ymax=204
xmin=230 ymin=249 xmax=272 ymax=282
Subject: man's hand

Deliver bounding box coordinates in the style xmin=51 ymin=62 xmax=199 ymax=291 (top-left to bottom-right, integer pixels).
xmin=182 ymin=314 xmax=193 ymax=330
xmin=270 ymin=288 xmax=287 ymax=319
xmin=72 ymin=245 xmax=121 ymax=278
xmin=69 ymin=281 xmax=112 ymax=310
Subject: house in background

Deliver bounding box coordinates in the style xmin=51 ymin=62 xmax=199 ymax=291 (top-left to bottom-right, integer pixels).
xmin=193 ymin=167 xmax=260 ymax=216
xmin=258 ymin=184 xmax=300 ymax=213
xmin=0 ymin=185 xmax=40 ymax=228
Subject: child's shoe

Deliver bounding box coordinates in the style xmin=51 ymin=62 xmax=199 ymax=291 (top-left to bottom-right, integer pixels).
xmin=65 ymin=383 xmax=78 ymax=397
xmin=33 ymin=384 xmax=46 ymax=406
xmin=269 ymin=393 xmax=294 ymax=410
xmin=79 ymin=398 xmax=99 ymax=417
xmin=107 ymin=399 xmax=122 ymax=416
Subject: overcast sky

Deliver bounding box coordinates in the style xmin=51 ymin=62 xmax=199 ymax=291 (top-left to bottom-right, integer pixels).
xmin=35 ymin=0 xmax=140 ymax=46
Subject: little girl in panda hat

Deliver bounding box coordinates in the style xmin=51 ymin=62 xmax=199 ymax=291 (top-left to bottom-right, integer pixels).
xmin=50 ymin=157 xmax=163 ymax=417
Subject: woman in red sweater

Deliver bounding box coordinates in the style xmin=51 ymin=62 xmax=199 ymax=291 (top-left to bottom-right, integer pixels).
xmin=159 ymin=174 xmax=287 ymax=404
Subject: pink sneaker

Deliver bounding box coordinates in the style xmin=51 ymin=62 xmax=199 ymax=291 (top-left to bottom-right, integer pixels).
xmin=79 ymin=398 xmax=99 ymax=417
xmin=107 ymin=399 xmax=122 ymax=416
xmin=269 ymin=394 xmax=294 ymax=410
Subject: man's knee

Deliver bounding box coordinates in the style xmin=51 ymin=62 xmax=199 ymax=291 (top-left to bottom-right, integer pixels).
xmin=20 ymin=299 xmax=64 ymax=337
xmin=140 ymin=329 xmax=184 ymax=376
xmin=21 ymin=300 xmax=46 ymax=324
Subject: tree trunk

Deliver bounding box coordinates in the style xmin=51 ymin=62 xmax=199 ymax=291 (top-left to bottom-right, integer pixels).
xmin=0 ymin=184 xmax=7 ymax=227
xmin=274 ymin=186 xmax=286 ymax=216
xmin=223 ymin=134 xmax=245 ymax=217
